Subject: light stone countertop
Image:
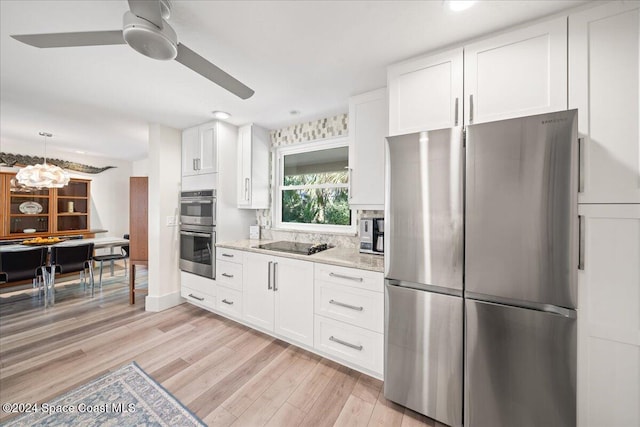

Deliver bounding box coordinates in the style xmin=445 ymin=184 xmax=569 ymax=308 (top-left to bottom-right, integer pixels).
xmin=217 ymin=239 xmax=384 ymax=273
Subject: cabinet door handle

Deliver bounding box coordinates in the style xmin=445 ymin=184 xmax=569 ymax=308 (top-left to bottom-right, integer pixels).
xmin=469 ymin=94 xmax=474 ymax=124
xmin=329 ymin=336 xmax=363 ymax=351
xmin=578 ymin=137 xmax=585 ymax=193
xmin=222 ymin=299 xmax=234 ymax=305
xmin=329 ymin=299 xmax=364 ymax=311
xmin=188 ymin=293 xmax=204 ymax=301
xmin=578 ymin=215 xmax=585 ymax=271
xmin=267 ymin=261 xmax=273 ymax=290
xmin=222 ymin=253 xmax=234 ymax=258
xmin=221 ymin=273 xmax=234 ymax=278
xmin=193 ymin=158 xmax=197 ymax=171
xmin=273 ymin=262 xmax=278 ymax=291
xmin=244 ymin=178 xmax=250 ymax=201
xmin=454 ymin=97 xmax=459 ymax=126
xmin=329 ymin=272 xmax=364 ymax=282
xmin=345 ymin=167 xmax=352 ymax=200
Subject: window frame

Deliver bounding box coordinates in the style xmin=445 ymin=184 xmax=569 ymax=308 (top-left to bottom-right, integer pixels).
xmin=273 ymin=137 xmax=355 ymax=234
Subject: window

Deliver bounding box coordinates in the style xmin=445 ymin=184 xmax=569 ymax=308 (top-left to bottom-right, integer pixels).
xmin=274 ymin=138 xmax=354 ymax=232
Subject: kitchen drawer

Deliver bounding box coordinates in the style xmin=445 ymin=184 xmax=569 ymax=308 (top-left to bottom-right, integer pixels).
xmin=182 ymin=286 xmax=216 ymax=310
xmin=216 ymin=260 xmax=243 ymax=291
xmin=315 ymin=264 xmax=384 ymax=293
xmin=181 ymin=271 xmax=216 ymax=297
xmin=315 ymin=281 xmax=384 ymax=333
xmin=217 ymin=285 xmax=242 ymax=319
xmin=314 ymin=315 xmax=383 ymax=375
xmin=216 ymin=247 xmax=243 ymax=262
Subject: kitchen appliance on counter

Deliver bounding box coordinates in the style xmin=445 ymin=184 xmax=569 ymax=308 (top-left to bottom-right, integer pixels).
xmin=384 ymin=127 xmax=464 ymax=427
xmin=359 ymin=218 xmax=384 ymax=255
xmin=180 ymin=189 xmax=216 ymax=227
xmin=254 ymin=241 xmax=329 ymax=256
xmin=384 ymin=110 xmax=578 ymax=427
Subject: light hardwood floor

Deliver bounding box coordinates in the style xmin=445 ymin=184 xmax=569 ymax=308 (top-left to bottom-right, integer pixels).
xmin=0 ymin=274 xmax=445 ymax=426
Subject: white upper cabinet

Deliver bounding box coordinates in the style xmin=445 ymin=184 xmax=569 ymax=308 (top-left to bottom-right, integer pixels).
xmin=388 ymin=47 xmax=463 ymax=136
xmin=182 ymin=122 xmax=218 ymax=177
xmin=348 ymin=88 xmax=387 ymax=209
xmin=464 ymin=17 xmax=567 ymax=125
xmin=577 ymin=204 xmax=640 ymax=427
xmin=570 ymin=2 xmax=640 ymax=204
xmin=237 ymin=124 xmax=270 ymax=209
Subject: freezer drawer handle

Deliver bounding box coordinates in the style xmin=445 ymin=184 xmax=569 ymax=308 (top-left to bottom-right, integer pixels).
xmin=221 ymin=253 xmax=234 ymax=258
xmin=221 ymin=273 xmax=234 ymax=278
xmin=221 ymin=299 xmax=234 ymax=305
xmin=329 ymin=272 xmax=364 ymax=282
xmin=329 ymin=299 xmax=364 ymax=311
xmin=188 ymin=294 xmax=204 ymax=301
xmin=329 ymin=336 xmax=363 ymax=351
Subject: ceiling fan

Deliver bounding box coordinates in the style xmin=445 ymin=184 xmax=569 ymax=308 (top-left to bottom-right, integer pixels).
xmin=10 ymin=0 xmax=254 ymax=99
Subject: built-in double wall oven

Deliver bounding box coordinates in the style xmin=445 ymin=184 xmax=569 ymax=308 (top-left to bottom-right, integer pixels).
xmin=179 ymin=190 xmax=216 ymax=279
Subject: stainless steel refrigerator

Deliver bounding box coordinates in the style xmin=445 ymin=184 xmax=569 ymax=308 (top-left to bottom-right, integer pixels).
xmin=384 ymin=127 xmax=464 ymax=427
xmin=464 ymin=110 xmax=577 ymax=426
xmin=384 ymin=110 xmax=578 ymax=427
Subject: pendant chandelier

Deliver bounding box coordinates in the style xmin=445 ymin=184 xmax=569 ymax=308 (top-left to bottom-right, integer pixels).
xmin=16 ymin=132 xmax=70 ymax=189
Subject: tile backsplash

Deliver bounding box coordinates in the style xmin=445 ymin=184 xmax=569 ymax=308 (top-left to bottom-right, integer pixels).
xmin=270 ymin=114 xmax=348 ymax=147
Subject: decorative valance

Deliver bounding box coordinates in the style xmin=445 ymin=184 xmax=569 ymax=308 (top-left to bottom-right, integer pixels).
xmin=0 ymin=152 xmax=115 ymax=174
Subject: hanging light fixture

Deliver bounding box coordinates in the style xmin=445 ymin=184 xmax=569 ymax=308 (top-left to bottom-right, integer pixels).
xmin=16 ymin=132 xmax=70 ymax=188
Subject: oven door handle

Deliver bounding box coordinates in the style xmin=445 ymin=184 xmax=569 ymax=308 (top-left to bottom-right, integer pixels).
xmin=181 ymin=200 xmax=213 ymax=204
xmin=180 ymin=231 xmax=212 ymax=238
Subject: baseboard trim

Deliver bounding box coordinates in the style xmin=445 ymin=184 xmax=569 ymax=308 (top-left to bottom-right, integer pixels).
xmin=145 ymin=291 xmax=184 ymax=312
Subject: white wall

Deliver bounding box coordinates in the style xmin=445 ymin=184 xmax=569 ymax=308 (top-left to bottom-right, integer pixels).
xmin=0 ymin=141 xmax=132 ymax=239
xmin=132 ymin=158 xmax=149 ymax=176
xmin=146 ymin=123 xmax=182 ymax=312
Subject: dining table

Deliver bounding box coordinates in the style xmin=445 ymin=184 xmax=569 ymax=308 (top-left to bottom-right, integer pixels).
xmin=0 ymin=237 xmax=129 ymax=306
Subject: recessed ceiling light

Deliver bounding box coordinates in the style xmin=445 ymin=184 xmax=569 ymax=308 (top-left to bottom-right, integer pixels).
xmin=212 ymin=111 xmax=231 ymax=120
xmin=75 ymin=150 xmax=86 ymax=154
xmin=448 ymin=0 xmax=476 ymax=12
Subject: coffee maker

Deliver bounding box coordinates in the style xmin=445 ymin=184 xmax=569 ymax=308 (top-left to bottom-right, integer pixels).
xmin=359 ymin=218 xmax=384 ymax=255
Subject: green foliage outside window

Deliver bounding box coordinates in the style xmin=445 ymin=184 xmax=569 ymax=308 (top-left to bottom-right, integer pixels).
xmin=282 ymin=172 xmax=350 ymax=225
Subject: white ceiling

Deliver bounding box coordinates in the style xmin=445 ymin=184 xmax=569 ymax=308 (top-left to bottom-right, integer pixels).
xmin=0 ymin=0 xmax=590 ymax=161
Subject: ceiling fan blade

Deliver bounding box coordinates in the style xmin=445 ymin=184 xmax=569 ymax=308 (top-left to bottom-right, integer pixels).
xmin=11 ymin=30 xmax=125 ymax=48
xmin=128 ymin=0 xmax=163 ymax=29
xmin=175 ymin=43 xmax=255 ymax=100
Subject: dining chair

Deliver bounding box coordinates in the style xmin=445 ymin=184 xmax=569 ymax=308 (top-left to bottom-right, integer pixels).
xmin=92 ymin=234 xmax=129 ymax=289
xmin=0 ymin=247 xmax=48 ymax=301
xmin=48 ymin=243 xmax=95 ymax=303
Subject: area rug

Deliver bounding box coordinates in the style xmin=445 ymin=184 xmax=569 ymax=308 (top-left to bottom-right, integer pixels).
xmin=3 ymin=362 xmax=205 ymax=427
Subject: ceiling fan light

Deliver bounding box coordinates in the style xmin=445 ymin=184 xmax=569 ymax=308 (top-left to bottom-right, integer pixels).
xmin=123 ymin=11 xmax=177 ymax=61
xmin=212 ymin=111 xmax=231 ymax=120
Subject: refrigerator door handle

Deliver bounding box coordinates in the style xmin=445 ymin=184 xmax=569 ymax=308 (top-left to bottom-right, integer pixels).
xmin=578 ymin=215 xmax=585 ymax=271
xmin=465 ymin=292 xmax=577 ymax=319
xmin=469 ymin=94 xmax=474 ymax=124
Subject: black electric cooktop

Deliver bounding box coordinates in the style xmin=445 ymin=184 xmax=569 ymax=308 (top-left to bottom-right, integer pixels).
xmin=255 ymin=241 xmax=329 ymax=256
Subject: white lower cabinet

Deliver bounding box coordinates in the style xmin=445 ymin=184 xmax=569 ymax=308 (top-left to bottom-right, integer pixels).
xmin=242 ymin=252 xmax=315 ymax=347
xmin=314 ymin=264 xmax=384 ymax=376
xmin=577 ymin=204 xmax=640 ymax=427
xmin=217 ymin=285 xmax=242 ymax=319
xmin=314 ymin=316 xmax=384 ymax=375
xmin=181 ymin=271 xmax=216 ymax=310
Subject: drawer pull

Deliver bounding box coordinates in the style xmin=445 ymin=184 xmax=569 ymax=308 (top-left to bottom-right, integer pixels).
xmin=329 ymin=336 xmax=363 ymax=351
xmin=221 ymin=273 xmax=234 ymax=278
xmin=222 ymin=253 xmax=234 ymax=258
xmin=222 ymin=299 xmax=234 ymax=305
xmin=329 ymin=299 xmax=363 ymax=311
xmin=188 ymin=293 xmax=204 ymax=301
xmin=329 ymin=272 xmax=364 ymax=282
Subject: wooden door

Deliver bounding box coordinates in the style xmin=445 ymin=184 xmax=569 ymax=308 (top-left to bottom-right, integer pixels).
xmin=129 ymin=177 xmax=148 ymax=263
